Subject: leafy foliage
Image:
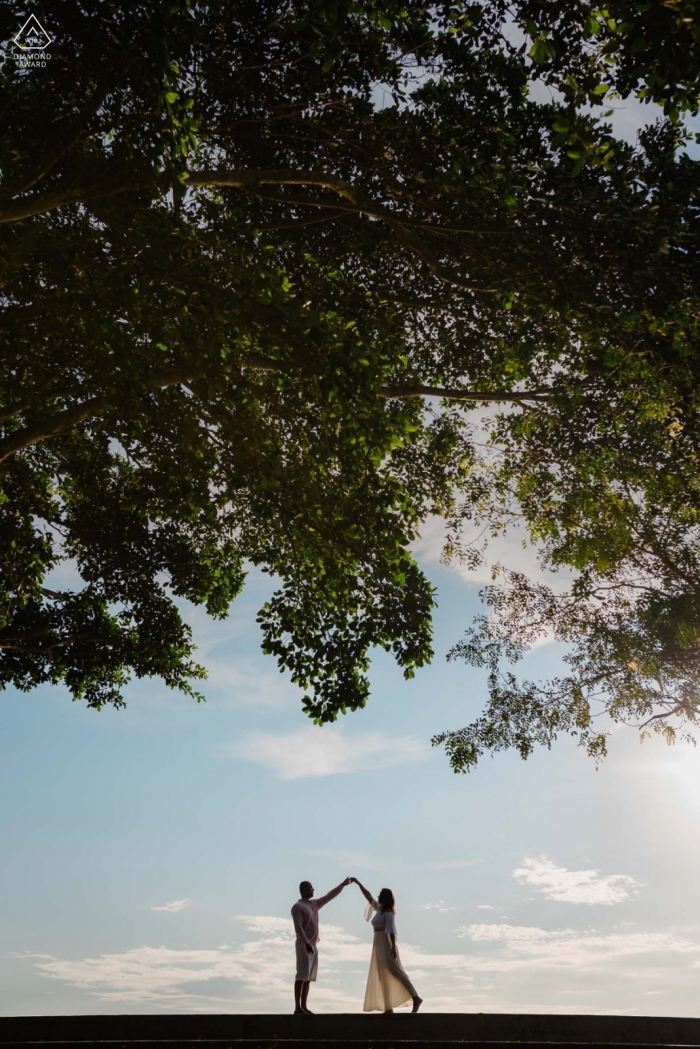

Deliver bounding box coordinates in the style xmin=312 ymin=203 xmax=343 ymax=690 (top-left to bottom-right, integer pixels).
xmin=435 ymin=295 xmax=700 ymax=769
xmin=0 ymin=1 xmax=698 ymax=768
xmin=515 ymin=0 xmax=700 ymax=117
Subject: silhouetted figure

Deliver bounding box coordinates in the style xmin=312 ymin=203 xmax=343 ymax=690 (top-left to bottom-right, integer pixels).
xmin=351 ymin=879 xmax=423 ymax=1013
xmin=291 ymin=877 xmax=350 ymax=1014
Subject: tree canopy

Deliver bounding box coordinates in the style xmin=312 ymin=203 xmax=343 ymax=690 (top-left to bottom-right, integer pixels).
xmin=0 ymin=0 xmax=699 ymax=768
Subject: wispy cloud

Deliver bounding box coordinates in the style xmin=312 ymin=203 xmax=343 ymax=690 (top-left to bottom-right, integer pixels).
xmin=477 ymin=905 xmax=495 ymax=911
xmin=513 ymin=857 xmax=641 ymax=905
xmin=203 ymin=662 xmax=298 ymax=708
xmin=24 ymin=913 xmax=700 ymax=1014
xmin=28 ymin=916 xmax=479 ymax=1011
xmin=151 ymin=899 xmax=191 ymax=913
xmin=413 ymin=513 xmax=576 ymax=595
xmin=227 ymin=726 xmax=428 ymax=780
xmin=455 ymin=923 xmax=699 ymax=970
xmin=412 ymin=514 xmax=576 ymax=651
xmin=466 ymin=923 xmax=564 ymax=944
xmin=423 ymin=900 xmax=456 ymax=913
xmin=28 ymin=916 xmax=366 ymax=1012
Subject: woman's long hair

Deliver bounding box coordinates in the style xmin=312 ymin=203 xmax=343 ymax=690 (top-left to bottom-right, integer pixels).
xmin=378 ymin=887 xmax=396 ymax=913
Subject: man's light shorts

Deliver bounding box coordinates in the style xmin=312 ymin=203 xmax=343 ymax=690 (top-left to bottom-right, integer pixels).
xmin=295 ymin=942 xmax=318 ymax=982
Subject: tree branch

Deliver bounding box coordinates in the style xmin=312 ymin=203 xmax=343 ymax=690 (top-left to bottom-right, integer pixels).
xmin=0 ymin=393 xmax=113 ymax=461
xmin=0 ymin=399 xmax=31 ymax=425
xmin=2 ymin=73 xmax=115 ymax=199
xmin=0 ymin=154 xmax=133 ymax=224
xmin=0 ymin=356 xmax=549 ymax=462
xmin=240 ymin=358 xmax=548 ymax=403
xmin=0 ymin=366 xmax=195 ymax=462
xmin=187 ymin=169 xmax=499 ymax=293
xmin=379 ymin=384 xmax=549 ymax=404
xmin=0 ymin=185 xmax=86 ymax=223
xmin=0 ymin=633 xmax=109 ymax=653
xmin=0 ymin=163 xmax=501 ymax=296
xmin=0 ymin=386 xmax=81 ymax=425
xmin=0 ymin=175 xmax=138 ymax=223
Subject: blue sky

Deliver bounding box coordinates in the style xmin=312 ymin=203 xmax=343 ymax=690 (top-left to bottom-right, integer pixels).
xmin=4 ymin=521 xmax=700 ymax=1017
xmin=2 ymin=73 xmax=700 ymax=1018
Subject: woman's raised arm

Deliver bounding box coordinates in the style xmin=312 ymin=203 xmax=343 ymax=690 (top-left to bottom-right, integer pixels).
xmin=351 ymin=877 xmax=374 ymax=905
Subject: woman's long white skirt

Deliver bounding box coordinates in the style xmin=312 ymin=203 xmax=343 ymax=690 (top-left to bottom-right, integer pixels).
xmin=363 ymin=931 xmax=418 ymax=1012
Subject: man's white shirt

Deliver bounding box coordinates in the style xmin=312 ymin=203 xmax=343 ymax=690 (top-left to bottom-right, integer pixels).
xmin=291 ymin=885 xmax=343 ymax=945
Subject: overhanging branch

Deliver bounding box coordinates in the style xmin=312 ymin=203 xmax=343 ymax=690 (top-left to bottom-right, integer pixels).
xmin=188 ymin=168 xmax=498 ymax=293
xmin=0 ymin=357 xmax=550 ymax=461
xmin=379 ymin=384 xmax=548 ymax=404
xmin=0 ymin=166 xmax=499 ymax=296
xmin=0 ymin=366 xmax=195 ymax=462
xmin=0 ymin=185 xmax=86 ymax=223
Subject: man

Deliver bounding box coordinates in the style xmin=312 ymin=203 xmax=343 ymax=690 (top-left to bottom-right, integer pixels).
xmin=291 ymin=876 xmax=351 ymax=1014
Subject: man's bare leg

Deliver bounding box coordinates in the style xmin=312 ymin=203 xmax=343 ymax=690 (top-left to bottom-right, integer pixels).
xmin=301 ymin=980 xmax=313 ymax=1013
xmin=294 ymin=979 xmax=304 ymax=1014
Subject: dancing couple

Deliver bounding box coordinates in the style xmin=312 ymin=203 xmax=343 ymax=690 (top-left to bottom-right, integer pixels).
xmin=291 ymin=875 xmax=423 ymax=1014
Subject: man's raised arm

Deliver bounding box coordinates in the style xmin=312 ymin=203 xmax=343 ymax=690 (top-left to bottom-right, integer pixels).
xmin=316 ymin=877 xmax=351 ymax=909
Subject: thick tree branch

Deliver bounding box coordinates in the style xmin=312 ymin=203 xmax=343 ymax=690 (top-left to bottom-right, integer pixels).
xmin=41 ymin=587 xmax=68 ymax=601
xmin=0 ymin=393 xmax=112 ymax=460
xmin=0 ymin=176 xmax=135 ymax=223
xmin=0 ymin=400 xmax=31 ymax=425
xmin=0 ymin=366 xmax=195 ymax=462
xmin=0 ymin=185 xmax=86 ymax=223
xmin=0 ymin=354 xmax=549 ymax=461
xmin=379 ymin=384 xmax=549 ymax=404
xmin=0 ymin=164 xmax=499 ymax=295
xmin=3 ymin=73 xmax=115 ymax=199
xmin=0 ymin=386 xmax=81 ymax=425
xmin=188 ymin=168 xmax=498 ymax=293
xmin=0 ymin=633 xmax=108 ymax=653
xmin=0 ymin=155 xmax=133 ymax=223
xmin=0 ymin=358 xmax=285 ymax=461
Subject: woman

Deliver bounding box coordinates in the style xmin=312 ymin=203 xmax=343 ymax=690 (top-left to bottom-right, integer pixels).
xmin=351 ymin=878 xmax=423 ymax=1013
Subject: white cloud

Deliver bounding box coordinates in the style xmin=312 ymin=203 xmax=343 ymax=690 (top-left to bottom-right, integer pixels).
xmin=513 ymin=857 xmax=641 ymax=905
xmin=202 ymin=662 xmax=298 ymax=708
xmin=151 ymin=899 xmax=191 ymax=913
xmin=227 ymin=726 xmax=428 ymax=780
xmin=412 ymin=514 xmax=575 ymax=651
xmin=413 ymin=513 xmax=576 ymax=595
xmin=477 ymin=905 xmax=495 ymax=910
xmin=423 ymin=900 xmax=456 ymax=913
xmin=25 ymin=914 xmax=481 ymax=1011
xmin=466 ymin=923 xmax=564 ymax=944
xmin=455 ymin=924 xmax=699 ymax=971
xmin=24 ymin=913 xmax=700 ymax=1014
xmin=230 ymin=915 xmax=297 ymax=938
xmin=29 ymin=916 xmax=367 ymax=1012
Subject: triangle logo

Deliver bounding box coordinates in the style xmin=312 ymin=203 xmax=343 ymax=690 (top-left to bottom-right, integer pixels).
xmin=14 ymin=14 xmax=52 ymax=51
